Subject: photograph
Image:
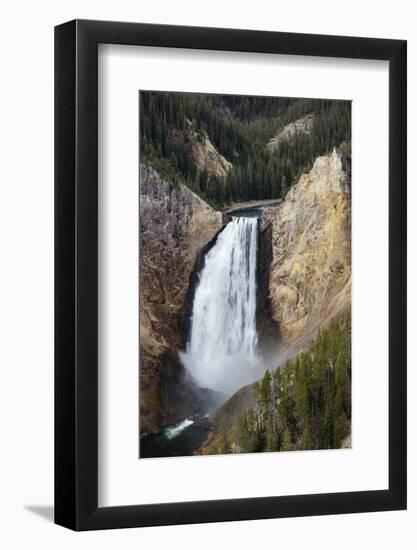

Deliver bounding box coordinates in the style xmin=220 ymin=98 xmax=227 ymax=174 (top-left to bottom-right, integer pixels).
xmin=139 ymin=91 xmax=352 ymax=458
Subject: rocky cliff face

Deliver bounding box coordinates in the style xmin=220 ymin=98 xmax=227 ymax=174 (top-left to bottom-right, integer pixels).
xmin=189 ymin=131 xmax=232 ymax=178
xmin=256 ymin=221 xmax=281 ymax=355
xmin=265 ymin=148 xmax=351 ymax=349
xmin=139 ymin=165 xmax=223 ymax=434
xmin=266 ymin=113 xmax=315 ymax=152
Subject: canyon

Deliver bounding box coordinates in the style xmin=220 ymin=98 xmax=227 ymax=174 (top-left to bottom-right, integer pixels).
xmin=139 ymin=147 xmax=351 ymax=451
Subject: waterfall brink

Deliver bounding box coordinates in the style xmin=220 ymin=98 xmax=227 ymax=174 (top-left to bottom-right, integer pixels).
xmin=180 ymin=216 xmax=262 ymax=395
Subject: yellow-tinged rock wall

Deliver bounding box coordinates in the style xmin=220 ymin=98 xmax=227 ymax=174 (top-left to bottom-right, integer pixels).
xmin=267 ymin=148 xmax=351 ymax=345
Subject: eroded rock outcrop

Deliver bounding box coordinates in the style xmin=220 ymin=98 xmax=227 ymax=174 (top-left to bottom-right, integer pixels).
xmin=267 ymin=113 xmax=315 ymax=152
xmin=266 ymin=148 xmax=351 ymax=348
xmin=189 ymin=131 xmax=232 ymax=178
xmin=139 ymin=165 xmax=223 ymax=434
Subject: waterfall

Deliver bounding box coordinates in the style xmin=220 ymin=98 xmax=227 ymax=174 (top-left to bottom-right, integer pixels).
xmin=180 ymin=216 xmax=262 ymax=395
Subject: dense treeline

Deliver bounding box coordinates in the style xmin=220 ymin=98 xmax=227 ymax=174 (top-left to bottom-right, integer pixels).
xmin=140 ymin=91 xmax=351 ymax=208
xmin=216 ymin=314 xmax=351 ymax=454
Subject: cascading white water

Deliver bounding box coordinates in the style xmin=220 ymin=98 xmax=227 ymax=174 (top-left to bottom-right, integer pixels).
xmin=180 ymin=216 xmax=263 ymax=395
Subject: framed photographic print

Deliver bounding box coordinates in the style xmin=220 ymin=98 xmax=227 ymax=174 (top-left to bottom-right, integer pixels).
xmin=55 ymin=20 xmax=407 ymax=530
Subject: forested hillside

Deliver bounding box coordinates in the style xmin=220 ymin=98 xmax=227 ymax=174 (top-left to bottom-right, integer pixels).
xmin=140 ymin=91 xmax=351 ymax=208
xmin=211 ymin=313 xmax=351 ymax=455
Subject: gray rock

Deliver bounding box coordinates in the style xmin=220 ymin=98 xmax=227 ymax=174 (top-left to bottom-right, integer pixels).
xmin=139 ymin=165 xmax=223 ymax=434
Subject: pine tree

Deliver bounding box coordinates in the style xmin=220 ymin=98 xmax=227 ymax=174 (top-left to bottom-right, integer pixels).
xmin=334 ymin=411 xmax=348 ymax=447
xmin=237 ymin=413 xmax=252 ymax=453
xmin=300 ymin=419 xmax=313 ymax=450
xmin=281 ymin=427 xmax=293 ymax=452
xmin=259 ymin=369 xmax=272 ymax=430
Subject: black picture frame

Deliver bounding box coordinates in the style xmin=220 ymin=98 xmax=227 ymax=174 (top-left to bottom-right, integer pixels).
xmin=55 ymin=19 xmax=407 ymax=531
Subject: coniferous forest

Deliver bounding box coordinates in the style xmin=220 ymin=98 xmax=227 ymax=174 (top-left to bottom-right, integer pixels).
xmin=140 ymin=91 xmax=351 ymax=208
xmin=214 ymin=314 xmax=351 ymax=455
